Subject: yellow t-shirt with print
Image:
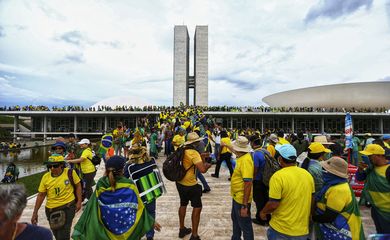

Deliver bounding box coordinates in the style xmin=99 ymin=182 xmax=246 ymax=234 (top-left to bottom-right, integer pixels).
xmin=172 ymin=134 xmax=185 ymax=150
xmin=278 ymin=137 xmax=290 ymax=145
xmin=269 ymin=166 xmax=314 ymax=236
xmin=38 ymin=168 xmax=80 ymax=209
xmin=316 ymin=182 xmax=363 ymax=240
xmin=177 ymin=149 xmax=202 ymax=186
xmin=230 ymin=153 xmax=254 ymax=204
xmin=80 ymin=148 xmax=95 ymax=174
xmin=220 ymin=137 xmax=232 ymax=154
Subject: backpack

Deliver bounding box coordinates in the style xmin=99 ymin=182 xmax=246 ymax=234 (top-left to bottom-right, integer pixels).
xmin=163 ymin=146 xmax=194 ymax=181
xmin=67 ymin=168 xmax=84 ymax=202
xmin=259 ymin=149 xmax=281 ymax=186
xmin=89 ymin=151 xmax=102 ymax=166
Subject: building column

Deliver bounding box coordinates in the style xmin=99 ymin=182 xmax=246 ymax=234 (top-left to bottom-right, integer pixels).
xmin=230 ymin=116 xmax=233 ymax=129
xmin=135 ymin=117 xmax=138 ymax=128
xmin=291 ymin=116 xmax=295 ymax=133
xmin=104 ymin=116 xmax=108 ymax=133
xmin=43 ymin=115 xmax=47 ymax=142
xmin=261 ymin=117 xmax=264 ymax=133
xmin=321 ymin=116 xmax=325 ymax=134
xmin=380 ymin=117 xmax=384 ymax=134
xmin=13 ymin=115 xmax=19 ymax=142
xmin=74 ymin=115 xmax=77 ymax=133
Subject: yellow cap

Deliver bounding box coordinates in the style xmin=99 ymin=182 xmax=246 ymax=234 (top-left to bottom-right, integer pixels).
xmin=44 ymin=155 xmax=65 ymax=164
xmin=359 ymin=144 xmax=385 ymax=156
xmin=308 ymin=142 xmax=331 ymax=154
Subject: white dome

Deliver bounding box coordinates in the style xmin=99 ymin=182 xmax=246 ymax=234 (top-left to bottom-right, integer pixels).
xmin=91 ymin=96 xmax=151 ymax=108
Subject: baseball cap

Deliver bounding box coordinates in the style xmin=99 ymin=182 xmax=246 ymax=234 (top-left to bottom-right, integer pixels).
xmin=275 ymin=144 xmax=297 ymax=161
xmin=308 ymin=142 xmax=331 ymax=154
xmin=106 ymin=155 xmax=126 ymax=171
xmin=268 ymin=134 xmax=279 ymax=143
xmin=78 ymin=138 xmax=90 ymax=145
xmin=382 ymin=134 xmax=390 ymax=140
xmin=359 ymin=144 xmax=385 ymax=156
xmin=44 ymin=155 xmax=65 ymax=165
xmin=52 ymin=141 xmax=66 ymax=149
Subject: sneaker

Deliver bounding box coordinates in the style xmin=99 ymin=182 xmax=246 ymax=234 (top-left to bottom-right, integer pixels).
xmin=211 ymin=173 xmax=219 ymax=178
xmin=146 ymin=237 xmax=153 ymax=240
xmin=190 ymin=235 xmax=201 ymax=240
xmin=82 ymin=198 xmax=89 ymax=206
xmin=179 ymin=227 xmax=192 ymax=238
xmin=202 ymin=189 xmax=210 ymax=193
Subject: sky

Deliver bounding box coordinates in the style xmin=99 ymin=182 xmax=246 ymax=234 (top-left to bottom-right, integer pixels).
xmin=0 ymin=0 xmax=389 ymax=107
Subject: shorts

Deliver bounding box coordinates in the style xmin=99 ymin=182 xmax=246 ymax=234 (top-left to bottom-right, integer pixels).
xmin=175 ymin=182 xmax=202 ymax=208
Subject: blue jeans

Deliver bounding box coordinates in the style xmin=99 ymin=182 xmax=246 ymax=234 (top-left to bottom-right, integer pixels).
xmin=197 ymin=171 xmax=210 ymax=191
xmin=267 ymin=227 xmax=308 ymax=240
xmin=231 ymin=200 xmax=254 ymax=240
xmin=351 ymin=150 xmax=359 ymax=166
xmin=145 ymin=200 xmax=156 ymax=237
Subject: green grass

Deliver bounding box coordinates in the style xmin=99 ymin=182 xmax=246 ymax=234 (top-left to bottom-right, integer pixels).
xmin=17 ymin=171 xmax=46 ymax=197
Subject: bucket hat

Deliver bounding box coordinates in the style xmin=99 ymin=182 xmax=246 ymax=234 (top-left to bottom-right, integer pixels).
xmin=268 ymin=134 xmax=279 ymax=143
xmin=320 ymin=157 xmax=348 ymax=179
xmin=313 ymin=135 xmax=334 ymax=145
xmin=231 ymin=136 xmax=252 ymax=153
xmin=184 ymin=132 xmax=204 ymax=145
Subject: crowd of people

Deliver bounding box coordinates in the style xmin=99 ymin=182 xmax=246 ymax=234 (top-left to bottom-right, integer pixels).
xmin=0 ymin=106 xmax=389 ymax=240
xmin=1 ymin=104 xmax=389 ymax=113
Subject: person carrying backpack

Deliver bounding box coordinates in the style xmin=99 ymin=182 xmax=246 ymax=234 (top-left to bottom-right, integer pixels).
xmin=174 ymin=132 xmax=211 ymax=240
xmin=249 ymin=136 xmax=269 ymax=226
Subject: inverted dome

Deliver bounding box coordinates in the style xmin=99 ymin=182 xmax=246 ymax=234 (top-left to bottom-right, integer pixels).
xmin=262 ymin=81 xmax=390 ymax=108
xmin=91 ymin=96 xmax=151 ymax=108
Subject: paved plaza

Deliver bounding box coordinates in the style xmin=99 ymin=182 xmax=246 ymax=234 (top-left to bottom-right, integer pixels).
xmin=20 ymin=154 xmax=377 ymax=239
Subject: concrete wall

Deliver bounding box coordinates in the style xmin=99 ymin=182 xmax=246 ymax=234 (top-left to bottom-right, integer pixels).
xmin=173 ymin=26 xmax=189 ymax=106
xmin=194 ymin=26 xmax=208 ymax=106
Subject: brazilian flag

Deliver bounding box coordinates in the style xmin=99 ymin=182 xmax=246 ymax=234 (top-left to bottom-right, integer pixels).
xmin=72 ymin=176 xmax=154 ymax=240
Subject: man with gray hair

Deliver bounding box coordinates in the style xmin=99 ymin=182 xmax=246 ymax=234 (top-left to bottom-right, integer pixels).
xmin=0 ymin=184 xmax=52 ymax=240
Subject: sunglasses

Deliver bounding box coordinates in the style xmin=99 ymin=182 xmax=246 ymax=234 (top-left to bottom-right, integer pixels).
xmin=49 ymin=164 xmax=61 ymax=169
xmin=54 ymin=147 xmax=64 ymax=150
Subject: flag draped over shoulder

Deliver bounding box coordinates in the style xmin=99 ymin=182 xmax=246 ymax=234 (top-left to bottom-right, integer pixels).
xmin=72 ymin=176 xmax=154 ymax=240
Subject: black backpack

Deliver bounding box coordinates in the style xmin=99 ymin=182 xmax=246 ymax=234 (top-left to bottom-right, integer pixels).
xmin=163 ymin=146 xmax=194 ymax=182
xmin=259 ymin=149 xmax=281 ymax=186
xmin=88 ymin=151 xmax=102 ymax=166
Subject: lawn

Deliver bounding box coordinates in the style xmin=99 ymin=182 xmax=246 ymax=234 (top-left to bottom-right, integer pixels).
xmin=17 ymin=171 xmax=46 ymax=196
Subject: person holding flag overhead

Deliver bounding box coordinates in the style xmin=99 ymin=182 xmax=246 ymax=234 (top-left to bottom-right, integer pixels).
xmin=72 ymin=155 xmax=161 ymax=240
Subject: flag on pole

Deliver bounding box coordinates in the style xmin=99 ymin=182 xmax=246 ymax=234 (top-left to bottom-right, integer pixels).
xmin=345 ymin=112 xmax=353 ymax=149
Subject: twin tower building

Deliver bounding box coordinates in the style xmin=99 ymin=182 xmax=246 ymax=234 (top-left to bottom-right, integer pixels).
xmin=173 ymin=25 xmax=208 ymax=106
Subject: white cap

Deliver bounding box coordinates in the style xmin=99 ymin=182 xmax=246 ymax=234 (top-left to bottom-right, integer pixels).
xmin=78 ymin=138 xmax=90 ymax=145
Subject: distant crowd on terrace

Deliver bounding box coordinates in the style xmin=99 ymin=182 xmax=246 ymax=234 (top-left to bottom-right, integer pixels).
xmin=0 ymin=105 xmax=389 ymax=113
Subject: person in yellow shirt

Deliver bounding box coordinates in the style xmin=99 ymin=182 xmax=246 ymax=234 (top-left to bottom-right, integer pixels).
xmin=383 ymin=134 xmax=390 ymax=149
xmin=176 ymin=132 xmax=211 ymax=240
xmin=172 ymin=128 xmax=186 ymax=150
xmin=229 ymin=136 xmax=254 ymax=240
xmin=260 ymin=144 xmax=314 ymax=239
xmin=267 ymin=134 xmax=279 ymax=157
xmin=67 ymin=139 xmax=96 ymax=205
xmin=31 ymin=155 xmax=82 ymax=240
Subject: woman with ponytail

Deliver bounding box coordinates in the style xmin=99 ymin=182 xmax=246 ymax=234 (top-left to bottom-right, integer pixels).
xmin=72 ymin=155 xmax=161 ymax=240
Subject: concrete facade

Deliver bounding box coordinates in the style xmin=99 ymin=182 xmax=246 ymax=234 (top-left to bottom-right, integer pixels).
xmin=173 ymin=25 xmax=208 ymax=106
xmin=194 ymin=26 xmax=208 ymax=106
xmin=173 ymin=26 xmax=190 ymax=106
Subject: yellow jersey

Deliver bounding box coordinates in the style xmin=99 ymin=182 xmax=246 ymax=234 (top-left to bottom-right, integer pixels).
xmin=230 ymin=153 xmax=254 ymax=204
xmin=38 ymin=168 xmax=80 ymax=209
xmin=80 ymin=148 xmax=95 ymax=174
xmin=269 ymin=166 xmax=314 ymax=236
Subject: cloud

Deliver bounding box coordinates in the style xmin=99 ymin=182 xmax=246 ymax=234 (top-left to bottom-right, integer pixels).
xmin=0 ymin=63 xmax=48 ymax=77
xmin=37 ymin=0 xmax=66 ymax=21
xmin=57 ymin=30 xmax=86 ymax=46
xmin=305 ymin=0 xmax=373 ymax=23
xmin=0 ymin=26 xmax=5 ymax=37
